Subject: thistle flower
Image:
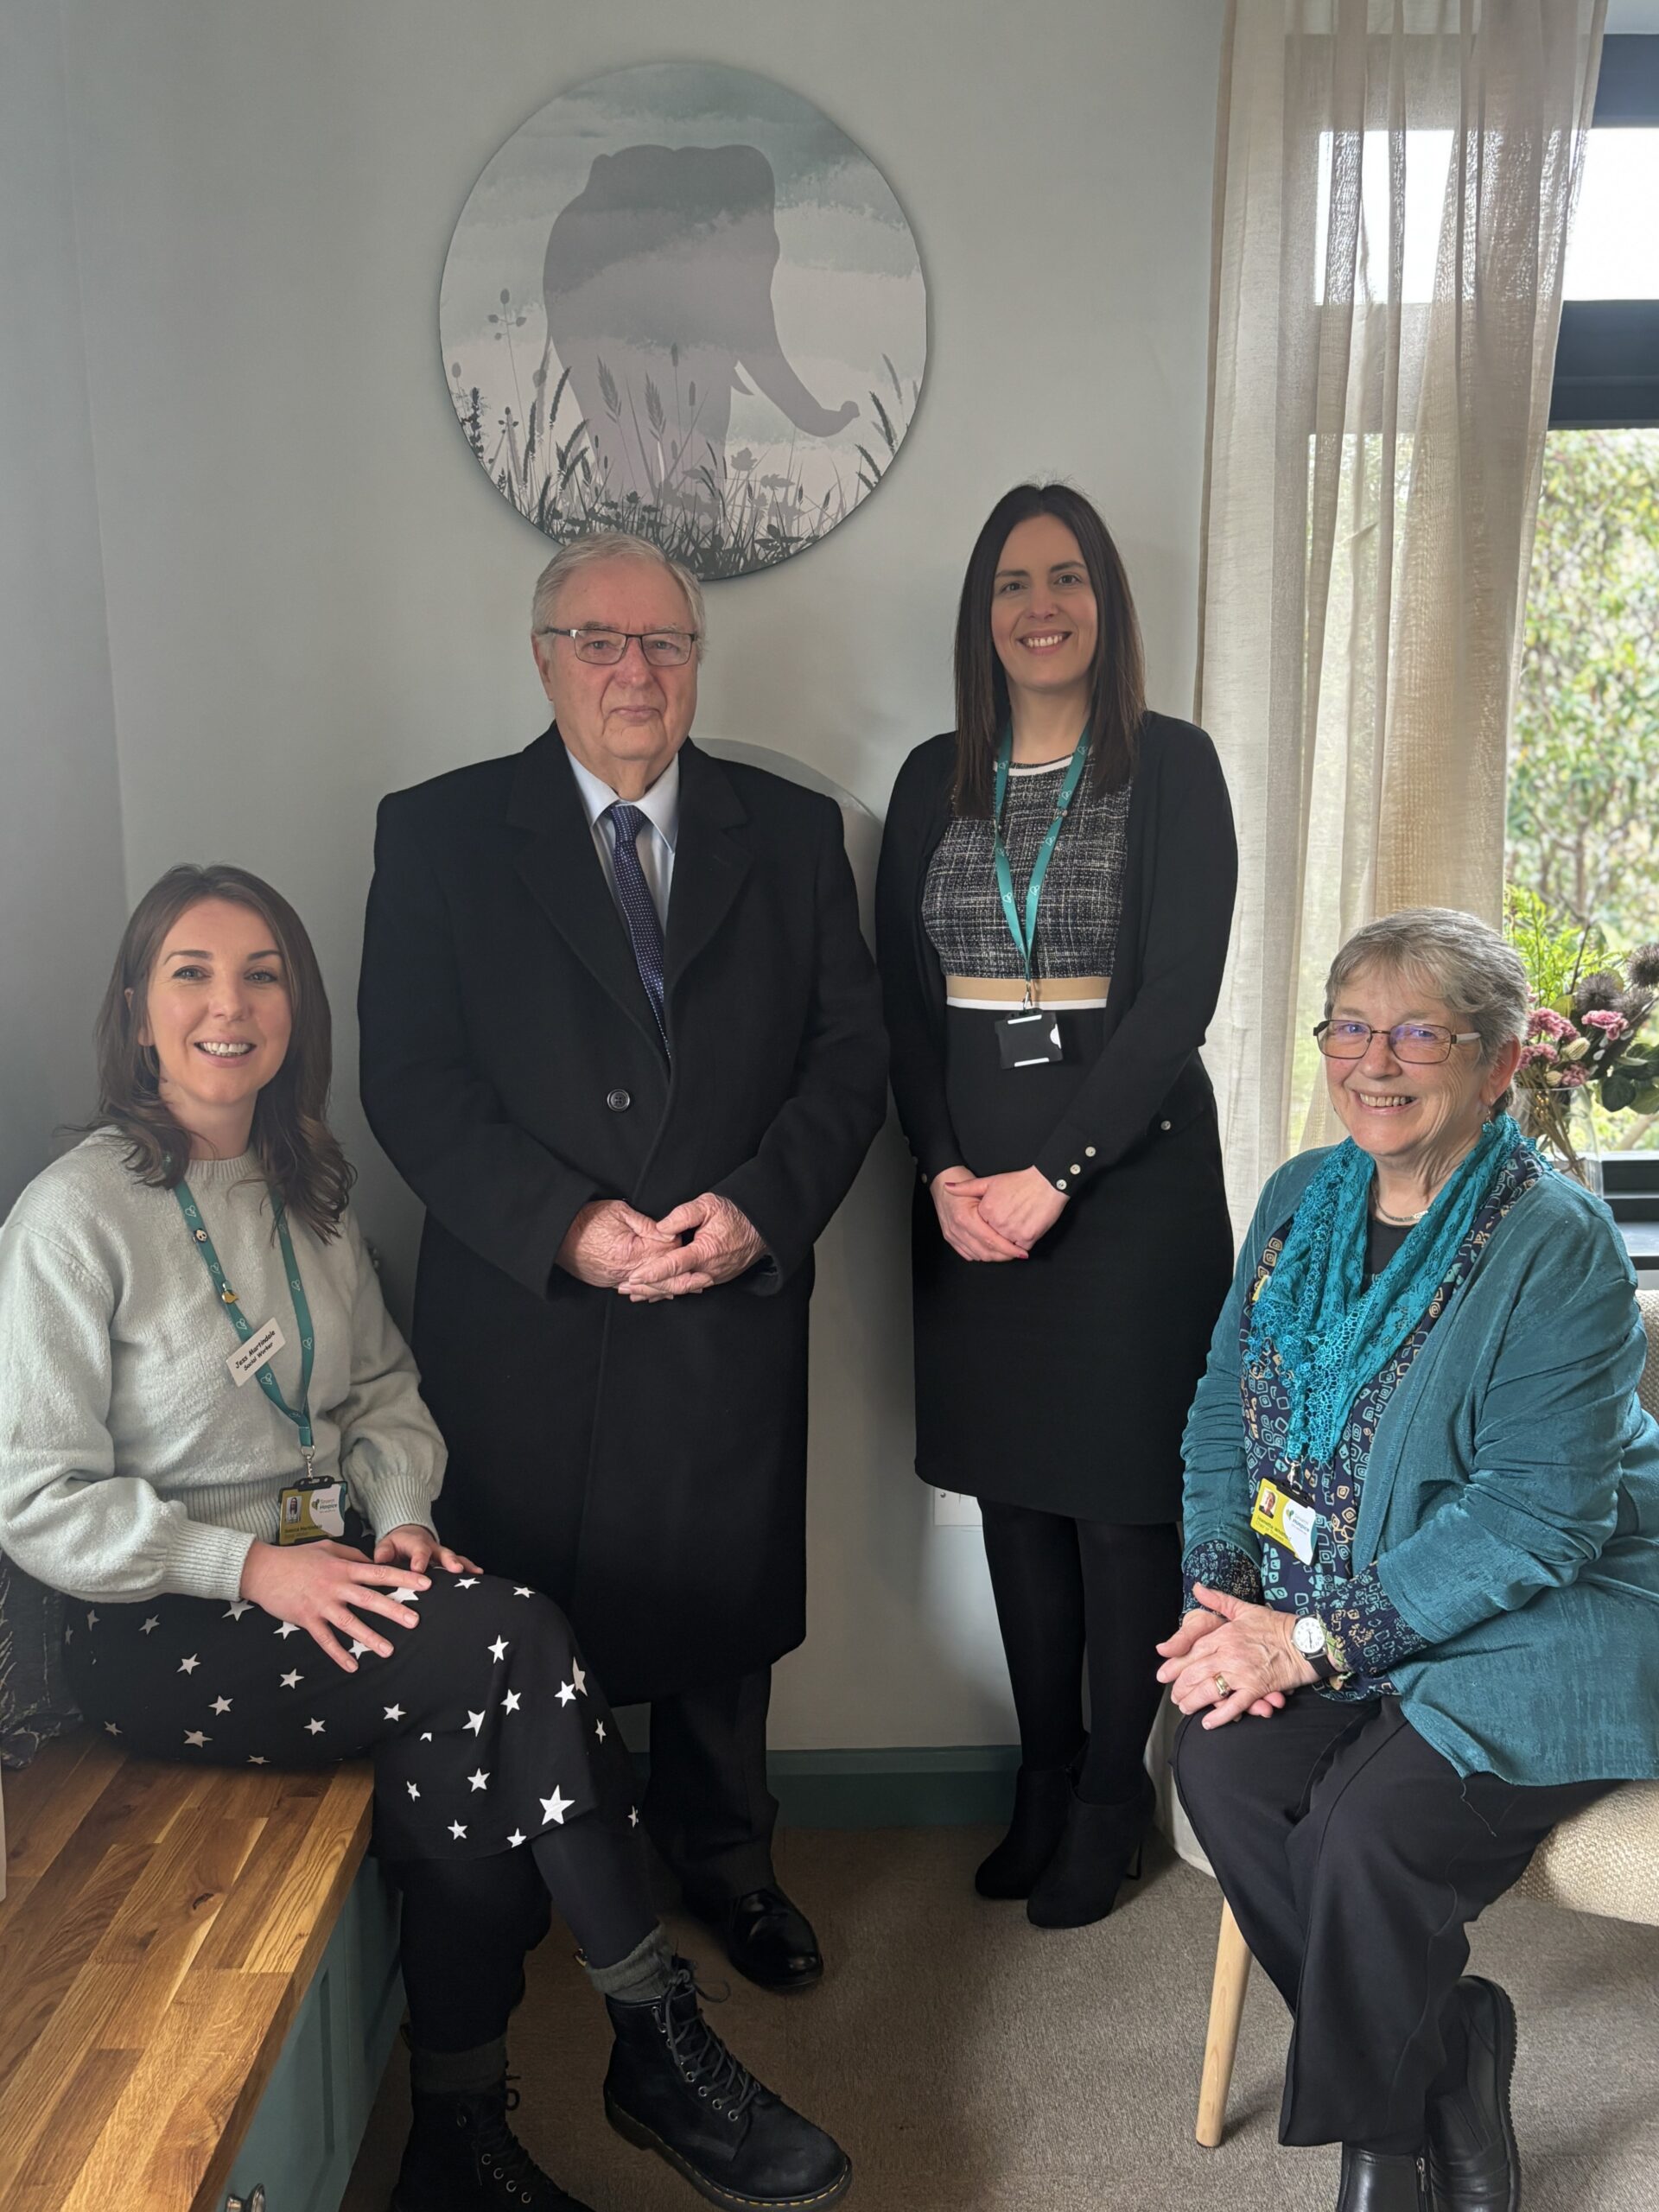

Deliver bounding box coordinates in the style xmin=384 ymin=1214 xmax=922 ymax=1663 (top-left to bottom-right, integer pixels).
xmin=1572 ymin=970 xmax=1624 ymax=1017
xmin=1628 ymin=942 xmax=1659 ymax=989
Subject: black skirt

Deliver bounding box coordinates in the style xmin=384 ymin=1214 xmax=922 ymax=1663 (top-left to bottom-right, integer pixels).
xmin=911 ymin=1007 xmax=1234 ymax=1521
xmin=62 ymin=1562 xmax=635 ymax=1863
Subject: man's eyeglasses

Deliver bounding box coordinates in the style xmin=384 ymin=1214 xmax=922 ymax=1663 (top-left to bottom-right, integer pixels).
xmin=537 ymin=626 xmax=699 ymax=668
xmin=1313 ymin=1020 xmax=1481 ymax=1064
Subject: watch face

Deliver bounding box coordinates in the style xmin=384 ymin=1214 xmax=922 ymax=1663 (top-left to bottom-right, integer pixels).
xmin=1293 ymin=1616 xmax=1325 ymax=1654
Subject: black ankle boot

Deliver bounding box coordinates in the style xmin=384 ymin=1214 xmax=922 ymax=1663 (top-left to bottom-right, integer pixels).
xmin=975 ymin=1764 xmax=1074 ymax=1898
xmin=1335 ymin=2144 xmax=1431 ymax=2209
xmin=390 ymin=2079 xmax=592 ymax=2210
xmin=1427 ymin=1976 xmax=1520 ymax=2210
xmin=604 ymin=1957 xmax=852 ymax=2209
xmin=1026 ymin=1769 xmax=1154 ymax=1929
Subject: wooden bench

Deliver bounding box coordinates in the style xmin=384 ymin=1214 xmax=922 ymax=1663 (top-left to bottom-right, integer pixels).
xmin=0 ymin=1731 xmax=400 ymax=2212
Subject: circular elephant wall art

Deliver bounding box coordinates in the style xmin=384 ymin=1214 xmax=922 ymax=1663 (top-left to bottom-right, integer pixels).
xmin=440 ymin=62 xmax=927 ymax=580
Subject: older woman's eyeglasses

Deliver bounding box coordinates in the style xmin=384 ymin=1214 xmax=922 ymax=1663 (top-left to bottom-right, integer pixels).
xmin=537 ymin=626 xmax=698 ymax=668
xmin=1314 ymin=1020 xmax=1481 ymax=1064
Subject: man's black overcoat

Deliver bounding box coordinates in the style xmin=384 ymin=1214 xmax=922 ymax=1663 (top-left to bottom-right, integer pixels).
xmin=359 ymin=729 xmax=887 ymax=1704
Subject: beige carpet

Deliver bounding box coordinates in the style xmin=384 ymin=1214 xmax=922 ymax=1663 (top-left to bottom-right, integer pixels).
xmin=343 ymin=1825 xmax=1659 ymax=2211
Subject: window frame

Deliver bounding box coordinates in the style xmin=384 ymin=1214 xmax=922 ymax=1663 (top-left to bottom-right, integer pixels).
xmin=1550 ymin=35 xmax=1659 ymax=429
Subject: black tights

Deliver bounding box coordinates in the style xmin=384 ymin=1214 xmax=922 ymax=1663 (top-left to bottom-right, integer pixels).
xmin=396 ymin=1811 xmax=657 ymax=2052
xmin=981 ymin=1502 xmax=1180 ymax=1804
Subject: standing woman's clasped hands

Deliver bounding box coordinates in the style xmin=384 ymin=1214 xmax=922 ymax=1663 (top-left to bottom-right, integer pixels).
xmin=944 ymin=1164 xmax=1068 ymax=1254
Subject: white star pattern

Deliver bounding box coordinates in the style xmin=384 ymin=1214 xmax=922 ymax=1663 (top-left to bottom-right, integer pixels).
xmin=305 ymin=1718 xmax=325 ymax=1735
xmin=540 ymin=1787 xmax=575 ymax=1827
xmin=487 ymin=1637 xmax=509 ymax=1662
xmin=448 ymin=1821 xmax=467 ymax=1840
xmin=556 ymin=1680 xmax=576 ymax=1707
xmin=103 ymin=1721 xmax=122 ymax=1737
xmin=184 ymin=1729 xmax=209 ymax=1747
xmin=420 ymin=1731 xmax=434 ymax=1743
xmin=407 ymin=1783 xmax=420 ymax=1801
xmin=178 ymin=1654 xmax=200 ymax=1675
xmin=275 ymin=1620 xmax=302 ymax=1638
xmin=249 ymin=1755 xmax=268 ymax=1765
xmin=628 ymin=1808 xmax=639 ymax=1827
xmin=502 ymin=1690 xmax=522 ymax=1715
xmin=139 ymin=1616 xmax=160 ymax=1634
xmin=280 ymin=1670 xmax=302 ymax=1689
xmin=391 ymin=1586 xmax=420 ymax=1605
xmin=512 ymin=1586 xmax=533 ymax=1598
xmin=225 ymin=1599 xmax=253 ymax=1620
xmin=571 ymin=1662 xmax=587 ymax=1695
xmin=467 ymin=1769 xmax=490 ymax=1792
xmin=211 ymin=1696 xmax=233 ymax=1715
xmin=384 ymin=1704 xmax=405 ymax=1722
xmin=86 ymin=1609 xmax=99 ymax=1628
xmin=348 ymin=1641 xmax=370 ymax=1660
xmin=455 ymin=1577 xmax=479 ymax=1589
xmin=508 ymin=1830 xmax=527 ymax=1848
xmin=465 ymin=1709 xmax=486 ymax=1736
xmin=595 ymin=1720 xmax=606 ymax=1743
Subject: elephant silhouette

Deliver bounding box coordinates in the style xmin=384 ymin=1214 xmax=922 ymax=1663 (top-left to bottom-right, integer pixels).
xmin=537 ymin=143 xmax=859 ymax=511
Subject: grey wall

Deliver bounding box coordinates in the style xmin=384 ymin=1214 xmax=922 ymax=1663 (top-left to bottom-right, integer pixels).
xmin=0 ymin=0 xmax=128 ymax=1213
xmin=9 ymin=0 xmax=1228 ymax=1745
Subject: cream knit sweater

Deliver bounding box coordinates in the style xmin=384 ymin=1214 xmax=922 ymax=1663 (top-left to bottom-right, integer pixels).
xmin=0 ymin=1133 xmax=443 ymax=1604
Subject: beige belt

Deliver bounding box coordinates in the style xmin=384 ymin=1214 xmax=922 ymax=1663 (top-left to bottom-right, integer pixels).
xmin=944 ymin=974 xmax=1110 ymax=1011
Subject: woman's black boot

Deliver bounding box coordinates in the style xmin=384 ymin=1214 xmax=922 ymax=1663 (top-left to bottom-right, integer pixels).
xmin=604 ymin=1957 xmax=852 ymax=2208
xmin=975 ymin=1763 xmax=1075 ymax=1898
xmin=1026 ymin=1768 xmax=1154 ymax=1929
xmin=390 ymin=2078 xmax=593 ymax=2210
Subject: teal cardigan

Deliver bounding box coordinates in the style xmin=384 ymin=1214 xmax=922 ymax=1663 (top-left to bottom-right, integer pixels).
xmin=1181 ymin=1148 xmax=1659 ymax=1785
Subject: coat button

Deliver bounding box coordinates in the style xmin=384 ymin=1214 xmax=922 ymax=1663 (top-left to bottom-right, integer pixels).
xmin=1070 ymin=1163 xmax=1081 ymax=1175
xmin=1084 ymin=1146 xmax=1096 ymax=1158
xmin=607 ymin=1088 xmax=632 ymax=1112
xmin=1055 ymin=1178 xmax=1067 ymax=1191
xmin=1160 ymin=1119 xmax=1172 ymax=1132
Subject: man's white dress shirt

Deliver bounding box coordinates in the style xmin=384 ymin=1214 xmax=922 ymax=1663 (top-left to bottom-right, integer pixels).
xmin=563 ymin=744 xmax=679 ymax=929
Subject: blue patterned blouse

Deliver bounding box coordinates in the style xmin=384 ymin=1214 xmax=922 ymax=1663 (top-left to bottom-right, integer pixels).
xmin=1182 ymin=1142 xmax=1543 ymax=1694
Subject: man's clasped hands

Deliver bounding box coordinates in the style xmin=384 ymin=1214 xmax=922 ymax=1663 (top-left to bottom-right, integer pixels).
xmin=556 ymin=1191 xmax=767 ymax=1300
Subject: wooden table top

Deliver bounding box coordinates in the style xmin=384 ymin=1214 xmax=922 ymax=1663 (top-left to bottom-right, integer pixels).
xmin=0 ymin=1732 xmax=374 ymax=2212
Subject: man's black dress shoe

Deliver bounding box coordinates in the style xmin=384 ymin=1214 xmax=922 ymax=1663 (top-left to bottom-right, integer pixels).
xmin=1427 ymin=1975 xmax=1521 ymax=2211
xmin=1335 ymin=2145 xmax=1431 ymax=2210
xmin=697 ymin=1885 xmax=824 ymax=1993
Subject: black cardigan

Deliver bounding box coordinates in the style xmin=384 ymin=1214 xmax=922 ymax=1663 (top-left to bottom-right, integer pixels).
xmin=874 ymin=712 xmax=1237 ymax=1194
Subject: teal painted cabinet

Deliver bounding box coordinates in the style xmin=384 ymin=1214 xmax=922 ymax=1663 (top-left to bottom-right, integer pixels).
xmin=219 ymin=1859 xmax=403 ymax=2212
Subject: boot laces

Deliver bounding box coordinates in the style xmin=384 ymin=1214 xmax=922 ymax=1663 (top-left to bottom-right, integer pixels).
xmin=661 ymin=1967 xmax=761 ymax=2120
xmin=465 ymin=2081 xmax=555 ymax=2200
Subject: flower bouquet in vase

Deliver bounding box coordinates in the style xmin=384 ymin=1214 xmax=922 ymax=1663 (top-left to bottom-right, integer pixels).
xmin=1507 ymin=889 xmax=1659 ymax=1191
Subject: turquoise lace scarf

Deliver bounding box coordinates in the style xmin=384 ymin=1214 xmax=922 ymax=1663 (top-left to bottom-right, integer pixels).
xmin=1246 ymin=1114 xmax=1522 ymax=1465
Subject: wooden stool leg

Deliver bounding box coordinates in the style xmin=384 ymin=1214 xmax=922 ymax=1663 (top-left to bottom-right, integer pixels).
xmin=1196 ymin=1901 xmax=1253 ymax=2148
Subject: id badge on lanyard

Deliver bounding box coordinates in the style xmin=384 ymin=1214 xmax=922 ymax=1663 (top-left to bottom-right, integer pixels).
xmin=1250 ymin=1475 xmax=1319 ymax=1566
xmin=175 ymin=1179 xmax=342 ymax=1546
xmin=989 ymin=726 xmax=1089 ymax=1070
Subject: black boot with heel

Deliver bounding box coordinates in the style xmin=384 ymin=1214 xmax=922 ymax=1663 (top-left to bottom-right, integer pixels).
xmin=390 ymin=2078 xmax=593 ymax=2211
xmin=975 ymin=1763 xmax=1075 ymax=1898
xmin=1026 ymin=1767 xmax=1154 ymax=1929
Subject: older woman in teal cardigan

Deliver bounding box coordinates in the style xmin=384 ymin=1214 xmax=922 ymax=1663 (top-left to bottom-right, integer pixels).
xmin=1162 ymin=908 xmax=1659 ymax=2212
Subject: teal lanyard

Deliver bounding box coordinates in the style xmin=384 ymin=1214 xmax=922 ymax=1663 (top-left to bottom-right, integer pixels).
xmin=991 ymin=726 xmax=1090 ymax=1003
xmin=174 ymin=1179 xmax=318 ymax=1477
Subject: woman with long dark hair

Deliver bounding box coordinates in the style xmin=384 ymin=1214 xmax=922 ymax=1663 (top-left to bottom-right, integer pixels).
xmin=0 ymin=863 xmax=849 ymax=2212
xmin=876 ymin=484 xmax=1237 ymax=1925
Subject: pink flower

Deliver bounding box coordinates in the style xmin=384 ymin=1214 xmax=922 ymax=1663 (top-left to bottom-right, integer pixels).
xmin=1520 ymin=1040 xmax=1558 ymax=1066
xmin=1554 ymin=1065 xmax=1588 ymax=1089
xmin=1527 ymin=1007 xmax=1574 ymax=1040
xmin=1583 ymin=1008 xmax=1628 ymax=1038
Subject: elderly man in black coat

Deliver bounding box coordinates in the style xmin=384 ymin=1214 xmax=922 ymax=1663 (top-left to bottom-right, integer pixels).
xmin=359 ymin=534 xmax=887 ymax=1991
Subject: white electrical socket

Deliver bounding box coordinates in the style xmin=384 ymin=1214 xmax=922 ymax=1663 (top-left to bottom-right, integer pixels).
xmin=932 ymin=1489 xmax=982 ymax=1528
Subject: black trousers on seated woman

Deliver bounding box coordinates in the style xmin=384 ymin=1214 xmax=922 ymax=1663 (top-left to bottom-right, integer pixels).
xmin=63 ymin=1565 xmax=656 ymax=2050
xmin=1173 ymin=1693 xmax=1608 ymax=2148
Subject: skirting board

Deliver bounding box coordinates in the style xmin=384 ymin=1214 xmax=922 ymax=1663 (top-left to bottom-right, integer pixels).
xmin=632 ymin=1745 xmax=1022 ymax=1829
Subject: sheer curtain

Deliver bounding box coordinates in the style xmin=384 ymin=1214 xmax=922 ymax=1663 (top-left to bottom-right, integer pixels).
xmin=1197 ymin=0 xmax=1606 ymax=1213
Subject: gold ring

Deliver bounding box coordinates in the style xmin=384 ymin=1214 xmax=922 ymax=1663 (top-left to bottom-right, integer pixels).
xmin=1214 ymin=1675 xmax=1231 ymax=1698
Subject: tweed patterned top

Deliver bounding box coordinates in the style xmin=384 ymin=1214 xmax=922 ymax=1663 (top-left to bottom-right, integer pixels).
xmin=922 ymin=759 xmax=1132 ymax=986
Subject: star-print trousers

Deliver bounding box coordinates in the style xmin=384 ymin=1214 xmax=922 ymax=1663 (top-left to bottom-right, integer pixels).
xmin=65 ymin=1567 xmax=657 ymax=2049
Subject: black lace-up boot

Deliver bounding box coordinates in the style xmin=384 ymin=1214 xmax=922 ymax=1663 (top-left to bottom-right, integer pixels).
xmin=604 ymin=1958 xmax=852 ymax=2209
xmin=390 ymin=2079 xmax=593 ymax=2211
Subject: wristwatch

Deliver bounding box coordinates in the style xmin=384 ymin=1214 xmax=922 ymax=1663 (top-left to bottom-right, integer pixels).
xmin=1291 ymin=1612 xmax=1343 ymax=1683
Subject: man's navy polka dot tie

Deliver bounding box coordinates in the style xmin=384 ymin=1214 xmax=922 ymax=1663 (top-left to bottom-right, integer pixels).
xmin=604 ymin=802 xmax=668 ymax=1048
